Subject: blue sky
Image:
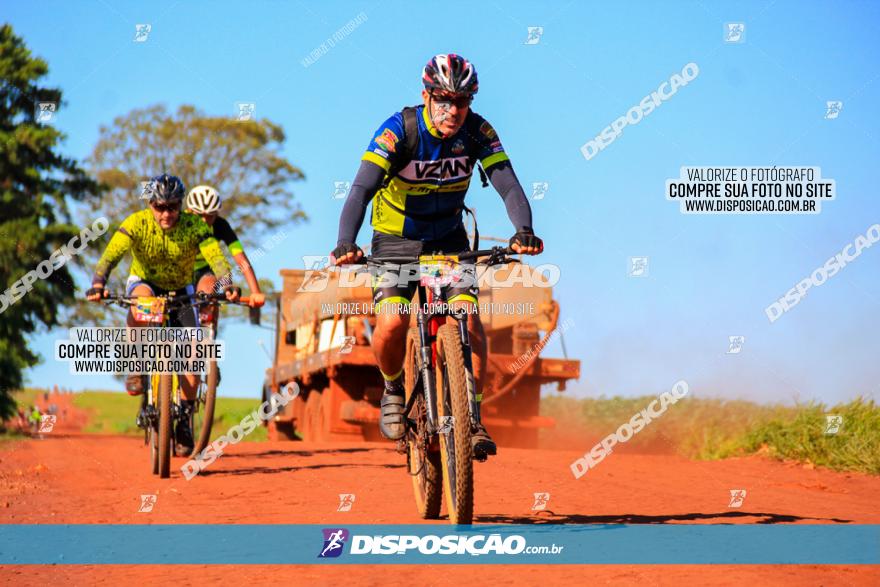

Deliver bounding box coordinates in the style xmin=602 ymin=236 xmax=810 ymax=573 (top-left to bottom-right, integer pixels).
xmin=7 ymin=0 xmax=880 ymax=405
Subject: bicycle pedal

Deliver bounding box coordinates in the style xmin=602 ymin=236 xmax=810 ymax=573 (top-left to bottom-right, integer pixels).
xmin=395 ymin=439 xmax=408 ymax=455
xmin=472 ymin=449 xmax=489 ymax=463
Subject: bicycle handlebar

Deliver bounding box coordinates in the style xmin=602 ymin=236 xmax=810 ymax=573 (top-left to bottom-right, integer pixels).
xmin=361 ymin=246 xmax=524 ymax=266
xmin=96 ymin=291 xmax=252 ymax=308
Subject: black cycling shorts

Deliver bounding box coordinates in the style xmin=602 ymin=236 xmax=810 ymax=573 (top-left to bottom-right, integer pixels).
xmin=370 ymin=225 xmax=479 ymax=312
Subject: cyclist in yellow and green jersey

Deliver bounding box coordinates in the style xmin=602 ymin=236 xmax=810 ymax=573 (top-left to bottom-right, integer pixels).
xmin=186 ymin=185 xmax=266 ymax=322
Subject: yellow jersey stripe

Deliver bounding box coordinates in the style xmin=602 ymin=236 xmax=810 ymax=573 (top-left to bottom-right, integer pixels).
xmin=481 ymin=151 xmax=510 ymax=170
xmin=421 ymin=105 xmax=443 ymax=139
xmin=362 ymin=151 xmax=392 ymax=171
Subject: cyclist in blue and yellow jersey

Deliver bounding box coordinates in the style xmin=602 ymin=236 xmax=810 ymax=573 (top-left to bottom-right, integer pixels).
xmin=330 ymin=54 xmax=544 ymax=457
xmin=86 ymin=174 xmax=241 ymax=457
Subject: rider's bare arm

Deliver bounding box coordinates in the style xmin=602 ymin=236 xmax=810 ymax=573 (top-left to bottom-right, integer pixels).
xmin=231 ymin=252 xmax=264 ymax=306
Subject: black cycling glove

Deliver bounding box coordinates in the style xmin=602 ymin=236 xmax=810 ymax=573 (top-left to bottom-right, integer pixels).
xmin=86 ymin=285 xmax=106 ymax=299
xmin=510 ymin=229 xmax=544 ymax=253
xmin=331 ymin=242 xmax=364 ymax=264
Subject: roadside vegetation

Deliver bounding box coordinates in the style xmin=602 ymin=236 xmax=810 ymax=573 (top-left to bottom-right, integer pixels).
xmin=7 ymin=388 xmax=877 ymax=474
xmin=541 ymin=394 xmax=879 ymax=475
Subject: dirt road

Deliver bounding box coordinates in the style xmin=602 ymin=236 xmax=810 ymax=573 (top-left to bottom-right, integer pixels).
xmin=1 ymin=426 xmax=879 ymax=585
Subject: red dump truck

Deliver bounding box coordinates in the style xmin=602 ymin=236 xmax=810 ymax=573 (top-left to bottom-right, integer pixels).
xmin=261 ymin=259 xmax=580 ymax=448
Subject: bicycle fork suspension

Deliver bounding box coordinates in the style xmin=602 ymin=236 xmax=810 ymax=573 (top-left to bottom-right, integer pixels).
xmin=455 ymin=314 xmax=482 ymax=430
xmin=417 ymin=314 xmax=439 ymax=432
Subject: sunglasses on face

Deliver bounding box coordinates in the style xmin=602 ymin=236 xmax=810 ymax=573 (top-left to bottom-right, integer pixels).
xmin=151 ymin=203 xmax=180 ymax=213
xmin=431 ymin=94 xmax=473 ymax=109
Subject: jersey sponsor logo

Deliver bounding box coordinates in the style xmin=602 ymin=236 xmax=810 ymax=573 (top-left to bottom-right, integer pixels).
xmin=451 ymin=139 xmax=465 ymax=155
xmin=373 ymin=147 xmax=390 ymax=158
xmin=479 ymin=121 xmax=497 ymax=140
xmin=410 ymin=157 xmax=474 ymax=181
xmin=375 ymin=128 xmax=399 ymax=153
xmin=489 ymin=139 xmax=504 ymax=153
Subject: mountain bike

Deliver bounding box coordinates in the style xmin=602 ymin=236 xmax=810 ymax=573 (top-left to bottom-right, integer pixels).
xmin=100 ymin=291 xmax=249 ymax=478
xmin=361 ymin=246 xmax=521 ymax=524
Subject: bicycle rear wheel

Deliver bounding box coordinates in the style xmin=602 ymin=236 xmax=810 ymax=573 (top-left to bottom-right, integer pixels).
xmin=158 ymin=373 xmax=173 ymax=478
xmin=405 ymin=328 xmax=442 ymax=519
xmin=435 ymin=324 xmax=474 ymax=524
xmin=192 ymin=360 xmax=218 ymax=455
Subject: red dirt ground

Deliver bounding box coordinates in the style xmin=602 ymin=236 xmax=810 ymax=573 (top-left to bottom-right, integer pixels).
xmin=1 ymin=399 xmax=878 ymax=586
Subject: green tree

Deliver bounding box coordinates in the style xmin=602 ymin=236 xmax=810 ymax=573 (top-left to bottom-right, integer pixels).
xmin=0 ymin=24 xmax=102 ymax=418
xmin=84 ymin=103 xmax=306 ymax=234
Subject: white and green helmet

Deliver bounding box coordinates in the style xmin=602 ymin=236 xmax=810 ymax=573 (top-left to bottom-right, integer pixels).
xmin=186 ymin=185 xmax=221 ymax=214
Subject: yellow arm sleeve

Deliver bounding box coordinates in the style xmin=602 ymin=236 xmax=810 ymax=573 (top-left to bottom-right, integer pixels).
xmin=92 ymin=222 xmax=133 ymax=284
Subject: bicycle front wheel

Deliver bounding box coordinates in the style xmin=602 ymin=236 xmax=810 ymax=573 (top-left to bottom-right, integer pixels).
xmin=158 ymin=373 xmax=173 ymax=478
xmin=405 ymin=328 xmax=442 ymax=519
xmin=435 ymin=324 xmax=474 ymax=525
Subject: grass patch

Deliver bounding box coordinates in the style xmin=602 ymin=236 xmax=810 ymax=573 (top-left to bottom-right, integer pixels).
xmin=722 ymin=398 xmax=880 ymax=474
xmin=541 ymin=394 xmax=879 ymax=474
xmin=71 ymin=391 xmax=269 ymax=441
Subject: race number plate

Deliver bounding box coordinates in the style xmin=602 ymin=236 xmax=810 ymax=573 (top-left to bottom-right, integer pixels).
xmin=133 ymin=297 xmax=166 ymax=324
xmin=418 ymin=255 xmax=462 ymax=287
